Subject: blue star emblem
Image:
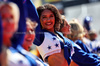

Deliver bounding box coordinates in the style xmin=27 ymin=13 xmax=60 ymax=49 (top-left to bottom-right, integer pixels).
xmin=55 ymin=43 xmax=59 ymax=47
xmin=18 ymin=60 xmax=23 ymax=64
xmin=47 ymin=45 xmax=51 ymax=50
xmin=53 ymin=37 xmax=56 ymax=40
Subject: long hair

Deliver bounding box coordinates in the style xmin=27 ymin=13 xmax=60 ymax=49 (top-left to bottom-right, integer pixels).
xmin=37 ymin=4 xmax=61 ymax=30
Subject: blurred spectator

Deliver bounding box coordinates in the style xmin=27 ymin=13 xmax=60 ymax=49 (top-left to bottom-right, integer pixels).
xmin=60 ymin=17 xmax=100 ymax=66
xmin=88 ymin=30 xmax=97 ymax=41
xmin=83 ymin=16 xmax=92 ymax=32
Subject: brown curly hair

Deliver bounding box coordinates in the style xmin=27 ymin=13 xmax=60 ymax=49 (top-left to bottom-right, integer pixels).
xmin=37 ymin=4 xmax=61 ymax=30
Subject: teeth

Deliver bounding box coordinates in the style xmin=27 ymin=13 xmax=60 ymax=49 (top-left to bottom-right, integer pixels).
xmin=46 ymin=22 xmax=52 ymax=25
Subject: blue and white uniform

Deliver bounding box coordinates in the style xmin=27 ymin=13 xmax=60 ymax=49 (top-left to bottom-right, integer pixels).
xmin=90 ymin=40 xmax=100 ymax=56
xmin=6 ymin=0 xmax=49 ymax=66
xmin=65 ymin=39 xmax=100 ymax=66
xmin=34 ymin=29 xmax=72 ymax=65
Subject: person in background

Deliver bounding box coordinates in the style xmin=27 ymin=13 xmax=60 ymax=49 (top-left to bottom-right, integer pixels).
xmin=59 ymin=15 xmax=78 ymax=66
xmin=88 ymin=30 xmax=100 ymax=56
xmin=82 ymin=28 xmax=92 ymax=51
xmin=83 ymin=16 xmax=92 ymax=32
xmin=0 ymin=2 xmax=27 ymax=66
xmin=88 ymin=30 xmax=97 ymax=41
xmin=59 ymin=15 xmax=71 ymax=36
xmin=0 ymin=1 xmax=47 ymax=66
xmin=59 ymin=16 xmax=100 ymax=66
xmin=22 ymin=18 xmax=49 ymax=66
xmin=22 ymin=18 xmax=37 ymax=51
xmin=7 ymin=0 xmax=49 ymax=66
xmin=68 ymin=19 xmax=100 ymax=66
xmin=67 ymin=19 xmax=91 ymax=53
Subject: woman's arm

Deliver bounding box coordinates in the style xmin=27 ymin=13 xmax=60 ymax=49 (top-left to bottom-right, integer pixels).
xmin=72 ymin=47 xmax=100 ymax=66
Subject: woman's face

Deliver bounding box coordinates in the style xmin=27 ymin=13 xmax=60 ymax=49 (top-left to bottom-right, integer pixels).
xmin=22 ymin=22 xmax=35 ymax=51
xmin=61 ymin=19 xmax=71 ymax=35
xmin=1 ymin=6 xmax=17 ymax=39
xmin=40 ymin=9 xmax=55 ymax=30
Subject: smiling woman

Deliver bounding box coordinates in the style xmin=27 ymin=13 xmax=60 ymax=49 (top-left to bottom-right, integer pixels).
xmin=22 ymin=18 xmax=38 ymax=51
xmin=0 ymin=2 xmax=20 ymax=66
xmin=33 ymin=4 xmax=73 ymax=66
xmin=0 ymin=2 xmax=19 ymax=47
xmin=40 ymin=9 xmax=55 ymax=30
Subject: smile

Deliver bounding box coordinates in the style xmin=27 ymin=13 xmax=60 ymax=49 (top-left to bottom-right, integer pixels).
xmin=26 ymin=38 xmax=32 ymax=41
xmin=45 ymin=22 xmax=52 ymax=25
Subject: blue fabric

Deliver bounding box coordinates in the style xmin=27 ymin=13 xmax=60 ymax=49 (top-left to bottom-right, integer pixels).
xmin=83 ymin=16 xmax=92 ymax=31
xmin=72 ymin=47 xmax=100 ymax=66
xmin=58 ymin=38 xmax=100 ymax=66
xmin=75 ymin=40 xmax=90 ymax=53
xmin=9 ymin=0 xmax=26 ymax=48
xmin=22 ymin=0 xmax=42 ymax=46
xmin=75 ymin=40 xmax=100 ymax=60
xmin=9 ymin=45 xmax=37 ymax=66
xmin=7 ymin=0 xmax=37 ymax=66
xmin=92 ymin=47 xmax=100 ymax=53
xmin=34 ymin=29 xmax=72 ymax=65
xmin=0 ymin=15 xmax=2 ymax=53
xmin=16 ymin=45 xmax=37 ymax=66
xmin=9 ymin=0 xmax=41 ymax=47
xmin=57 ymin=32 xmax=72 ymax=65
xmin=25 ymin=0 xmax=42 ymax=46
xmin=69 ymin=40 xmax=100 ymax=66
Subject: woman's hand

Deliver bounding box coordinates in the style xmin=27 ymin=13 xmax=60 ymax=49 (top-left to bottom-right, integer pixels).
xmin=48 ymin=49 xmax=68 ymax=66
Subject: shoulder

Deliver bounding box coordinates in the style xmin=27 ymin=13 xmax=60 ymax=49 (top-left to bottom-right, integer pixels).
xmin=75 ymin=40 xmax=83 ymax=45
xmin=7 ymin=48 xmax=31 ymax=66
xmin=56 ymin=31 xmax=63 ymax=36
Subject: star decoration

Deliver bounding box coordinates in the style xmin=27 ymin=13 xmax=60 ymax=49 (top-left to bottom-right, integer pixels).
xmin=47 ymin=45 xmax=51 ymax=50
xmin=52 ymin=37 xmax=56 ymax=41
xmin=18 ymin=60 xmax=23 ymax=64
xmin=55 ymin=43 xmax=59 ymax=47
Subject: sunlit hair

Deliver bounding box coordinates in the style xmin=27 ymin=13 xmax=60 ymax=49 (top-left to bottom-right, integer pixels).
xmin=60 ymin=15 xmax=66 ymax=31
xmin=26 ymin=18 xmax=38 ymax=30
xmin=37 ymin=4 xmax=61 ymax=30
xmin=67 ymin=19 xmax=85 ymax=39
xmin=0 ymin=2 xmax=20 ymax=30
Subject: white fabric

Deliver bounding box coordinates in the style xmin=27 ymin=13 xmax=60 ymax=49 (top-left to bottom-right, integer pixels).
xmin=91 ymin=40 xmax=100 ymax=49
xmin=37 ymin=32 xmax=61 ymax=61
xmin=7 ymin=49 xmax=31 ymax=66
xmin=82 ymin=37 xmax=92 ymax=51
xmin=83 ymin=37 xmax=100 ymax=52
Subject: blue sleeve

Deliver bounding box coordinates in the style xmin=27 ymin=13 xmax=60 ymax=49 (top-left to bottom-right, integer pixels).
xmin=75 ymin=40 xmax=100 ymax=60
xmin=33 ymin=32 xmax=44 ymax=46
xmin=75 ymin=40 xmax=90 ymax=53
xmin=57 ymin=32 xmax=72 ymax=65
xmin=88 ymin=53 xmax=100 ymax=59
xmin=64 ymin=45 xmax=71 ymax=65
xmin=10 ymin=0 xmax=26 ymax=48
xmin=64 ymin=38 xmax=72 ymax=65
xmin=72 ymin=47 xmax=100 ymax=66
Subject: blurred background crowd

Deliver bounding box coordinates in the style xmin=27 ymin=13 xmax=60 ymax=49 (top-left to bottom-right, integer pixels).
xmin=0 ymin=0 xmax=100 ymax=66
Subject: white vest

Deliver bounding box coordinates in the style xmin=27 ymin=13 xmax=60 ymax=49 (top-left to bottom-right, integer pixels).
xmin=37 ymin=32 xmax=61 ymax=61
